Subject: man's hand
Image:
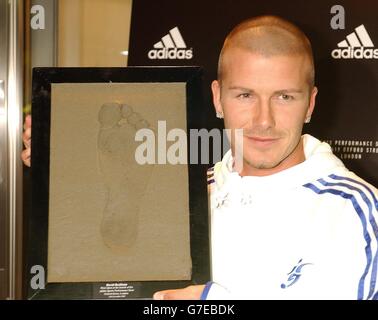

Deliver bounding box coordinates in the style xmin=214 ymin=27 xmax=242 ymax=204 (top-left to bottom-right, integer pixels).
xmin=21 ymin=114 xmax=31 ymax=167
xmin=153 ymin=284 xmax=205 ymax=300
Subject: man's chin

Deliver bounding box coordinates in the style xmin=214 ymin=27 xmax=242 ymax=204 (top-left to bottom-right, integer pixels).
xmin=244 ymin=159 xmax=279 ymax=170
xmin=253 ymin=162 xmax=278 ymax=170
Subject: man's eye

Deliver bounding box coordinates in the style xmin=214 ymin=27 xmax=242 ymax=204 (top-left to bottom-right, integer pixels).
xmin=279 ymin=94 xmax=293 ymax=101
xmin=237 ymin=93 xmax=251 ymax=99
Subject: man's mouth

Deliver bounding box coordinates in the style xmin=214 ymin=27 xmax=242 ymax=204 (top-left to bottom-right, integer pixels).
xmin=244 ymin=135 xmax=280 ymax=147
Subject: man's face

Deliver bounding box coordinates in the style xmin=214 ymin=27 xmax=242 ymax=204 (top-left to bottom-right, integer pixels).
xmin=212 ymin=48 xmax=317 ymax=176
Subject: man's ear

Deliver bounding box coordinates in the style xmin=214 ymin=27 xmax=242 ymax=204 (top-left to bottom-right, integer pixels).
xmin=211 ymin=80 xmax=224 ymax=116
xmin=306 ymin=86 xmax=318 ymax=120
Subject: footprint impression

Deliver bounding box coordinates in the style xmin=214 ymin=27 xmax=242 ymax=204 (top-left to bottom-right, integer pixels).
xmin=97 ymin=102 xmax=155 ymax=252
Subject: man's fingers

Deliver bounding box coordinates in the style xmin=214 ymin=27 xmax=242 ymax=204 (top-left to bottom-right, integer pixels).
xmin=23 ymin=127 xmax=31 ymax=148
xmin=153 ymin=289 xmax=184 ymax=300
xmin=23 ymin=114 xmax=31 ymax=130
xmin=21 ymin=148 xmax=31 ymax=167
xmin=23 ymin=115 xmax=32 ymax=148
xmin=153 ymin=285 xmax=205 ymax=300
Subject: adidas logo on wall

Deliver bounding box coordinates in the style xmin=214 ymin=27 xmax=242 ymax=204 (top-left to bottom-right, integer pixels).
xmin=148 ymin=27 xmax=193 ymax=60
xmin=332 ymin=24 xmax=378 ymax=59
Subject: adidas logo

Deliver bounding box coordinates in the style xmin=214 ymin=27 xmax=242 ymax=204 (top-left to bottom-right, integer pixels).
xmin=332 ymin=24 xmax=378 ymax=59
xmin=148 ymin=27 xmax=193 ymax=60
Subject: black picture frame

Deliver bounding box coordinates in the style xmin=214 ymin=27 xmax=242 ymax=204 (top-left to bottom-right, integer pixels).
xmin=25 ymin=67 xmax=210 ymax=299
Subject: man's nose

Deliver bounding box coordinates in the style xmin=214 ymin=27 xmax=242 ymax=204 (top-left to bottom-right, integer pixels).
xmin=251 ymin=98 xmax=275 ymax=130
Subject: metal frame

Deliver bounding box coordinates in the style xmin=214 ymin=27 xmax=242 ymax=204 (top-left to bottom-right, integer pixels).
xmin=0 ymin=0 xmax=9 ymax=301
xmin=8 ymin=0 xmax=24 ymax=300
xmin=0 ymin=0 xmax=24 ymax=300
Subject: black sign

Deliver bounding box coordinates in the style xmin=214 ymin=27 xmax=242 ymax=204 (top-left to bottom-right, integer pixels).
xmin=128 ymin=0 xmax=378 ymax=186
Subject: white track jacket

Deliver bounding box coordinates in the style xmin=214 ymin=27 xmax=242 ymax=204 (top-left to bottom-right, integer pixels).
xmin=203 ymin=134 xmax=378 ymax=300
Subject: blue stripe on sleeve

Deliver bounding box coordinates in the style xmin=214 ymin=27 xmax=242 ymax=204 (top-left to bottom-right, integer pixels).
xmin=303 ymin=182 xmax=374 ymax=300
xmin=329 ymin=174 xmax=378 ymax=211
xmin=320 ymin=177 xmax=378 ymax=299
xmin=200 ymin=281 xmax=214 ymax=300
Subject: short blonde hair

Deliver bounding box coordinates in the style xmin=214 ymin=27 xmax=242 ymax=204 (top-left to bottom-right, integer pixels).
xmin=218 ymin=15 xmax=315 ymax=87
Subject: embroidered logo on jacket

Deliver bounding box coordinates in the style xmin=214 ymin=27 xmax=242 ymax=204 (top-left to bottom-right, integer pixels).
xmin=281 ymin=259 xmax=313 ymax=289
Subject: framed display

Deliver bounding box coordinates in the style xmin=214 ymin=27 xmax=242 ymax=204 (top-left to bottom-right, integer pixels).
xmin=25 ymin=67 xmax=210 ymax=299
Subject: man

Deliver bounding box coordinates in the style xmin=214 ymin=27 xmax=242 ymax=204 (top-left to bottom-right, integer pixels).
xmin=23 ymin=15 xmax=378 ymax=300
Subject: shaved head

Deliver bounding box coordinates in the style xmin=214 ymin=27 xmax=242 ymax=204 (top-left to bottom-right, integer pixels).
xmin=218 ymin=15 xmax=315 ymax=87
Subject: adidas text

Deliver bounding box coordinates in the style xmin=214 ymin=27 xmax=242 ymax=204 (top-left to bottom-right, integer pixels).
xmin=332 ymin=47 xmax=378 ymax=59
xmin=332 ymin=24 xmax=377 ymax=59
xmin=148 ymin=48 xmax=193 ymax=60
xmin=149 ymin=26 xmax=193 ymax=60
